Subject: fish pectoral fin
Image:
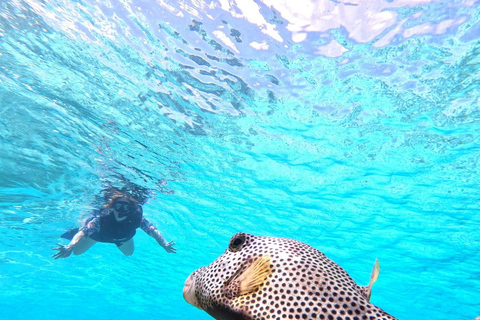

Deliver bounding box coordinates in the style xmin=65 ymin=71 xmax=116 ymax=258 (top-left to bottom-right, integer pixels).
xmin=364 ymin=258 xmax=380 ymax=301
xmin=238 ymin=254 xmax=273 ymax=295
xmin=224 ymin=255 xmax=272 ymax=298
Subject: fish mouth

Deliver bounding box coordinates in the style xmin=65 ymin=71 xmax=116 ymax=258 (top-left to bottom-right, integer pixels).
xmin=183 ymin=273 xmax=202 ymax=310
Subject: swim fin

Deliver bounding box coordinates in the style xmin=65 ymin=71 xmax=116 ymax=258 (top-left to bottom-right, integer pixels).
xmin=61 ymin=228 xmax=79 ymax=240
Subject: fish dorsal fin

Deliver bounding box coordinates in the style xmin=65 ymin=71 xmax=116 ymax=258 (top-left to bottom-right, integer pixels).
xmin=224 ymin=255 xmax=272 ymax=298
xmin=370 ymin=258 xmax=380 ymax=285
xmin=364 ymin=258 xmax=380 ymax=301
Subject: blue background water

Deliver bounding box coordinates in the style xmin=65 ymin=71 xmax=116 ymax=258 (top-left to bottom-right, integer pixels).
xmin=1 ymin=0 xmax=479 ymax=319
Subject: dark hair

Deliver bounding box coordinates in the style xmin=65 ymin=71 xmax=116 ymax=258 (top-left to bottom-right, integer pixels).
xmin=103 ymin=190 xmax=138 ymax=209
xmin=100 ymin=184 xmax=150 ymax=205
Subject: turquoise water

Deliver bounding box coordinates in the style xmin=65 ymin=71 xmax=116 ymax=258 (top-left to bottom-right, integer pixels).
xmin=1 ymin=0 xmax=479 ymax=319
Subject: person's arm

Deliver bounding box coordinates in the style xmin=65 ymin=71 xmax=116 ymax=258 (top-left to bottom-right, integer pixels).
xmin=141 ymin=218 xmax=177 ymax=253
xmin=52 ymin=217 xmax=99 ymax=259
xmin=52 ymin=230 xmax=86 ymax=259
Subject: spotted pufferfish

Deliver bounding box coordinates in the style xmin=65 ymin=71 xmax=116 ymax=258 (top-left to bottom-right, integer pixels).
xmin=183 ymin=232 xmax=398 ymax=320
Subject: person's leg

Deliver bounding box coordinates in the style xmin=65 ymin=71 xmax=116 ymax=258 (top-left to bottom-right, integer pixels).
xmin=73 ymin=237 xmax=98 ymax=255
xmin=117 ymin=238 xmax=134 ymax=256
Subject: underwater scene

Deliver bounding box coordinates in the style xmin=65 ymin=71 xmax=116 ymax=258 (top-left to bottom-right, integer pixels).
xmin=1 ymin=0 xmax=479 ymax=319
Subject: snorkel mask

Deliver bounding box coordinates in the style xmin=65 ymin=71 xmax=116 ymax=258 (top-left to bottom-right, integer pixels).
xmin=113 ymin=197 xmax=133 ymax=218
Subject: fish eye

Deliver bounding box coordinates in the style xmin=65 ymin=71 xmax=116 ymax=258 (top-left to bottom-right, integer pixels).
xmin=228 ymin=233 xmax=246 ymax=252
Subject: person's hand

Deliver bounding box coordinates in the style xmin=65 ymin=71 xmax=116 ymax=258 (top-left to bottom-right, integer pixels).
xmin=163 ymin=241 xmax=177 ymax=253
xmin=52 ymin=244 xmax=74 ymax=259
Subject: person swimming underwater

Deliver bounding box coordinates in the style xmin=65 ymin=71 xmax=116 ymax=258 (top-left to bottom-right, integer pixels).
xmin=52 ymin=191 xmax=176 ymax=259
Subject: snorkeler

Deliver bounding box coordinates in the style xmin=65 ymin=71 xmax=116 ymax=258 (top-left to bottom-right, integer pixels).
xmin=52 ymin=190 xmax=176 ymax=259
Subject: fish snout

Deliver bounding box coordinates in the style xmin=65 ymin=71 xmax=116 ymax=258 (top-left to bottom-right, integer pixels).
xmin=183 ymin=271 xmax=202 ymax=310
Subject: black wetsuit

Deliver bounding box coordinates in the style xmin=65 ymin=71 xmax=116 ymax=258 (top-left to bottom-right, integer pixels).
xmin=83 ymin=206 xmax=144 ymax=245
